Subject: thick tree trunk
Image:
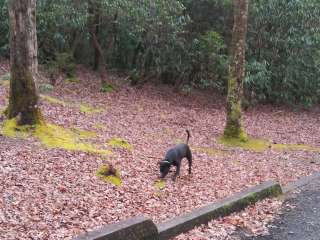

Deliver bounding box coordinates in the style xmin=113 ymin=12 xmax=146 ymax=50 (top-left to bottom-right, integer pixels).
xmin=223 ymin=0 xmax=249 ymax=140
xmin=7 ymin=0 xmax=42 ymax=125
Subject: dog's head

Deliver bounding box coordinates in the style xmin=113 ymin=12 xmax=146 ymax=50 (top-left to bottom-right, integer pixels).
xmin=159 ymin=160 xmax=171 ymax=178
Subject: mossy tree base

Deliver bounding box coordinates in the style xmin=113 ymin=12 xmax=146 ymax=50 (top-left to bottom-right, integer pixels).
xmin=224 ymin=77 xmax=248 ymax=142
xmin=7 ymin=66 xmax=42 ymax=125
xmin=223 ymin=125 xmax=248 ymax=142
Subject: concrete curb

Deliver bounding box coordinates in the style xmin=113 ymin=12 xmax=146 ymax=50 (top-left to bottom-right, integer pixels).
xmin=72 ymin=181 xmax=282 ymax=240
xmin=283 ymin=172 xmax=320 ymax=194
xmin=72 ymin=216 xmax=159 ymax=240
xmin=157 ymin=180 xmax=282 ymax=240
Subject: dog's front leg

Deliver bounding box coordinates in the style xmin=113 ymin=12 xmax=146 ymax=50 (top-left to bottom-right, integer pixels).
xmin=172 ymin=163 xmax=181 ymax=181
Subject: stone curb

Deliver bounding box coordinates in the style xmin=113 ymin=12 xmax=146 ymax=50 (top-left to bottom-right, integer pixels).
xmin=283 ymin=172 xmax=320 ymax=194
xmin=72 ymin=181 xmax=282 ymax=240
xmin=157 ymin=180 xmax=282 ymax=240
xmin=72 ymin=216 xmax=159 ymax=240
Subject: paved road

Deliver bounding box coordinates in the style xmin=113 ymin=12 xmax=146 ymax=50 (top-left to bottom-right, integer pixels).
xmin=239 ymin=177 xmax=320 ymax=240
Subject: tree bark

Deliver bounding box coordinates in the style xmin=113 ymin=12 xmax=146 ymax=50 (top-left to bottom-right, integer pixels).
xmin=223 ymin=0 xmax=249 ymax=140
xmin=7 ymin=0 xmax=42 ymax=125
xmin=87 ymin=0 xmax=106 ymax=84
xmin=88 ymin=0 xmax=100 ymax=70
xmin=70 ymin=0 xmax=83 ymax=58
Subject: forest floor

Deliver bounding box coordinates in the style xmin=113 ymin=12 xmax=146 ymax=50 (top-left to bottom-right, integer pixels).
xmin=0 ymin=62 xmax=320 ymax=240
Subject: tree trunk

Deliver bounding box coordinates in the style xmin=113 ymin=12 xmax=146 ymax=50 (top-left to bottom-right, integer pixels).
xmin=223 ymin=0 xmax=249 ymax=141
xmin=7 ymin=0 xmax=42 ymax=125
xmin=70 ymin=0 xmax=83 ymax=58
xmin=87 ymin=0 xmax=106 ymax=84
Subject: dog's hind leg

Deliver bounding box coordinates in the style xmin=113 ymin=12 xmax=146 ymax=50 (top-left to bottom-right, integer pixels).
xmin=186 ymin=148 xmax=192 ymax=174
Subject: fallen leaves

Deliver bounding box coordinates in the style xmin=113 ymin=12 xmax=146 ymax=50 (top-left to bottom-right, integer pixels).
xmin=174 ymin=198 xmax=284 ymax=240
xmin=0 ymin=64 xmax=319 ymax=240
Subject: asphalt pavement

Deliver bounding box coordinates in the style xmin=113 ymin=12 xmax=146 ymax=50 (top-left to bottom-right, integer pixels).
xmin=238 ymin=176 xmax=320 ymax=240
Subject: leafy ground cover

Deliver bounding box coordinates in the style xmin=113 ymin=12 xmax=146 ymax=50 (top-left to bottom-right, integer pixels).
xmin=0 ymin=62 xmax=320 ymax=239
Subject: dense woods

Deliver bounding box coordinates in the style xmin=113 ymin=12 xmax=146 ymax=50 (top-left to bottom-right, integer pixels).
xmin=0 ymin=0 xmax=319 ymax=106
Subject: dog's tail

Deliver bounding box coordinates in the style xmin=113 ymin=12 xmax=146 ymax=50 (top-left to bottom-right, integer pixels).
xmin=186 ymin=130 xmax=190 ymax=144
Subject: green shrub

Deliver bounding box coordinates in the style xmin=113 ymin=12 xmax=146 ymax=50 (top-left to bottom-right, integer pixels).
xmin=1 ymin=0 xmax=320 ymax=106
xmin=46 ymin=52 xmax=76 ymax=78
xmin=100 ymin=83 xmax=114 ymax=93
xmin=247 ymin=0 xmax=320 ymax=106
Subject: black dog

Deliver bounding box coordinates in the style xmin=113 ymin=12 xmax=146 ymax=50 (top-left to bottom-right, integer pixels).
xmin=159 ymin=130 xmax=192 ymax=181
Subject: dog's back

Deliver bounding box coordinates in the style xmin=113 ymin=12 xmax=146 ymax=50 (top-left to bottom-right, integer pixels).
xmin=166 ymin=130 xmax=191 ymax=160
xmin=165 ymin=143 xmax=189 ymax=162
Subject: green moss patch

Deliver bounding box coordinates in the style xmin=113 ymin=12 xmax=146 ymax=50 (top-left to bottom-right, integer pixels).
xmin=2 ymin=119 xmax=111 ymax=155
xmin=218 ymin=136 xmax=270 ymax=152
xmin=72 ymin=128 xmax=97 ymax=139
xmin=41 ymin=96 xmax=104 ymax=115
xmin=41 ymin=94 xmax=67 ymax=106
xmin=218 ymin=136 xmax=320 ymax=153
xmin=154 ymin=180 xmax=166 ymax=190
xmin=107 ymin=137 xmax=132 ymax=151
xmin=193 ymin=146 xmax=228 ymax=156
xmin=100 ymin=83 xmax=114 ymax=93
xmin=2 ymin=119 xmax=18 ymax=137
xmin=271 ymin=143 xmax=320 ymax=152
xmin=35 ymin=124 xmax=111 ymax=155
xmin=65 ymin=77 xmax=80 ymax=83
xmin=80 ymin=104 xmax=104 ymax=114
xmin=96 ymin=164 xmax=122 ymax=187
xmin=1 ymin=119 xmax=31 ymax=138
xmin=93 ymin=124 xmax=106 ymax=130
